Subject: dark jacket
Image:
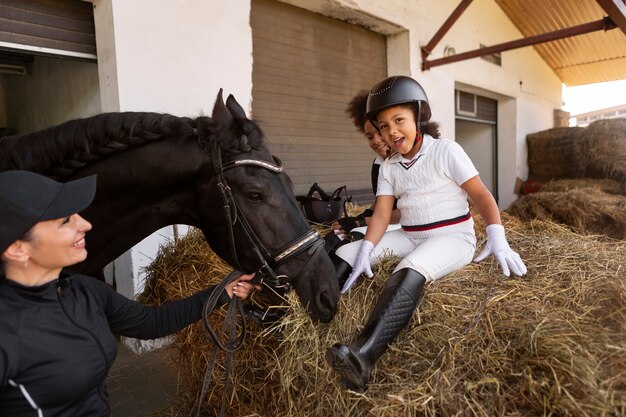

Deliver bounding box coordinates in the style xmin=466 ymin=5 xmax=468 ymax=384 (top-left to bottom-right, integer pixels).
xmin=371 ymin=160 xmax=381 ymax=196
xmin=0 ymin=273 xmax=228 ymax=417
xmin=369 ymin=159 xmax=397 ymax=213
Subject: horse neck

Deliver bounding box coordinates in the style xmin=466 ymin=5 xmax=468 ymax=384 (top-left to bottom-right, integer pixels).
xmin=69 ymin=138 xmax=211 ymax=275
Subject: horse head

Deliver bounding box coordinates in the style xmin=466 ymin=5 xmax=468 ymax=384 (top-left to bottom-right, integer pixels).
xmin=0 ymin=92 xmax=340 ymax=323
xmin=193 ymin=90 xmax=339 ymax=322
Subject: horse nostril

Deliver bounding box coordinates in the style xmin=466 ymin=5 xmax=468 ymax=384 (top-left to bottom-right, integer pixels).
xmin=317 ymin=290 xmax=337 ymax=323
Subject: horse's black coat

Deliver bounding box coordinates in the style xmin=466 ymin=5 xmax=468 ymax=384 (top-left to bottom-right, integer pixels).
xmin=0 ymin=91 xmax=339 ymax=322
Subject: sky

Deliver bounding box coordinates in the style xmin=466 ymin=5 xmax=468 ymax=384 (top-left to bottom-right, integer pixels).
xmin=561 ymin=78 xmax=626 ymax=116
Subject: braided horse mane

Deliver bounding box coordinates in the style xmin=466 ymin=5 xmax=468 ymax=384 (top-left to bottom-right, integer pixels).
xmin=0 ymin=96 xmax=266 ymax=179
xmin=0 ymin=113 xmax=196 ymax=179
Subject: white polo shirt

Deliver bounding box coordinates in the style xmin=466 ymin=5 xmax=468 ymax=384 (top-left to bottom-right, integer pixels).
xmin=377 ymin=134 xmax=478 ymax=238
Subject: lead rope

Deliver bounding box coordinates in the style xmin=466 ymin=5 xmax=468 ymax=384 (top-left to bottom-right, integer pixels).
xmin=195 ymin=271 xmax=247 ymax=417
xmin=193 ymin=240 xmax=325 ymax=416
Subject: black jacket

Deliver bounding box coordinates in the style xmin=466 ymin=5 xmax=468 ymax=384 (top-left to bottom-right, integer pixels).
xmin=0 ymin=273 xmax=228 ymax=417
xmin=369 ymin=159 xmax=397 ymax=212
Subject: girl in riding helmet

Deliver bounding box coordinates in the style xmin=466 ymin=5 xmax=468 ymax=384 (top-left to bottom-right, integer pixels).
xmin=326 ymin=75 xmax=526 ymax=392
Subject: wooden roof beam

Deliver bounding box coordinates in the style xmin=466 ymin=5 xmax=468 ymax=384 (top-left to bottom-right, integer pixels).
xmin=420 ymin=0 xmax=473 ymax=63
xmin=596 ymin=0 xmax=626 ymax=35
xmin=422 ymin=17 xmax=617 ymax=70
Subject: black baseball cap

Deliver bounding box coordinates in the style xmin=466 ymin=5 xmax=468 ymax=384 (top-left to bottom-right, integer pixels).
xmin=0 ymin=170 xmax=97 ymax=253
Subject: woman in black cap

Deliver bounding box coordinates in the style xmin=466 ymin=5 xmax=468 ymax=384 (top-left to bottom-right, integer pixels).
xmin=0 ymin=170 xmax=257 ymax=416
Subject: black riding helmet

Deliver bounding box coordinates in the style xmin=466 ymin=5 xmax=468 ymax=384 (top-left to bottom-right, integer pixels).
xmin=366 ymin=75 xmax=431 ymax=129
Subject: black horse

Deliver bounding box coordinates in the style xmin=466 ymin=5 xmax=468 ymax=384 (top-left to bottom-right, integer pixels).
xmin=0 ymin=91 xmax=339 ymax=322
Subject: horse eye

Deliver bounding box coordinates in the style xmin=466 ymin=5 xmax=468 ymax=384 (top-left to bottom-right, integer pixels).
xmin=246 ymin=192 xmax=263 ymax=202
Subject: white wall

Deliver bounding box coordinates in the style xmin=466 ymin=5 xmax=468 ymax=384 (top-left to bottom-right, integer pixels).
xmin=281 ymin=0 xmax=562 ymax=209
xmin=92 ymin=0 xmax=254 ymax=300
xmin=94 ymin=0 xmax=253 ymax=115
xmin=2 ymin=56 xmax=100 ymax=134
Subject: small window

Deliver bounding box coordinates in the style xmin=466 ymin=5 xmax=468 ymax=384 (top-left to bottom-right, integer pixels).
xmin=456 ymin=90 xmax=477 ymax=117
xmin=455 ymin=90 xmax=497 ymax=122
xmin=479 ymin=44 xmax=502 ymax=66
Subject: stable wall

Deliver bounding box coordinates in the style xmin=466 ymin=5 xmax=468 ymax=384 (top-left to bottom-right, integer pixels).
xmin=94 ymin=0 xmax=253 ymax=115
xmin=2 ymin=56 xmax=100 ymax=134
xmin=0 ymin=80 xmax=6 ymax=133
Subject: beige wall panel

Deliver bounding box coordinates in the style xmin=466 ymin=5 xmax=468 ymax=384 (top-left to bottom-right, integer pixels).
xmin=0 ymin=0 xmax=96 ymax=57
xmin=251 ymin=0 xmax=386 ymax=199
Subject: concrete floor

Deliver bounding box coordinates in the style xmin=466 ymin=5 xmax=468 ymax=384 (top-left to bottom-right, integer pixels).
xmin=108 ymin=342 xmax=180 ymax=417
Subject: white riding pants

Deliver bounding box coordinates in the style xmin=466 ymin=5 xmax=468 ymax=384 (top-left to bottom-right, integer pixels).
xmin=335 ymin=227 xmax=476 ymax=282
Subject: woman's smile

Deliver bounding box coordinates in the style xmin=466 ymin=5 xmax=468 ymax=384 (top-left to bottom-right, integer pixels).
xmin=24 ymin=214 xmax=93 ymax=275
xmin=72 ymin=237 xmax=86 ymax=249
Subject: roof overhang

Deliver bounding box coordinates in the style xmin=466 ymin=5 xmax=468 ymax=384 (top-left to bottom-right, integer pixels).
xmin=421 ymin=0 xmax=626 ymax=86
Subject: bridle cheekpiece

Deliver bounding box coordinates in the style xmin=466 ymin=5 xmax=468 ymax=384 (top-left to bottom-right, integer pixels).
xmin=209 ymin=140 xmax=324 ymax=294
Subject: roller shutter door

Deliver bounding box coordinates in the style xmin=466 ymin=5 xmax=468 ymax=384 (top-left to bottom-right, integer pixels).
xmin=251 ymin=0 xmax=386 ymax=197
xmin=0 ymin=0 xmax=96 ymax=60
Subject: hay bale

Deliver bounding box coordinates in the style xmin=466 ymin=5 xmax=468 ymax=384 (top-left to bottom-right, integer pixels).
xmin=583 ymin=119 xmax=626 ymax=182
xmin=526 ymin=119 xmax=626 ymax=185
xmin=542 ymin=178 xmax=625 ymax=195
xmin=506 ymin=188 xmax=626 ymax=239
xmin=139 ymin=230 xmax=284 ymax=416
xmin=142 ymin=213 xmax=625 ymax=417
xmin=526 ymin=127 xmax=586 ymax=182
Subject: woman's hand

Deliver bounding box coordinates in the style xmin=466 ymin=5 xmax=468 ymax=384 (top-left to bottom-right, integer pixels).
xmin=225 ymin=273 xmax=260 ymax=299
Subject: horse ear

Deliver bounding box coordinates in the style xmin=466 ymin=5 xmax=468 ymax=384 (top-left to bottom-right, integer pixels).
xmin=225 ymin=94 xmax=251 ymax=135
xmin=225 ymin=94 xmax=247 ymax=119
xmin=212 ymin=89 xmax=232 ymax=124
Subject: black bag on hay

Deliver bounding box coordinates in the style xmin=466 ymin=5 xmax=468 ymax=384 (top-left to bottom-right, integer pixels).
xmin=296 ymin=183 xmax=351 ymax=224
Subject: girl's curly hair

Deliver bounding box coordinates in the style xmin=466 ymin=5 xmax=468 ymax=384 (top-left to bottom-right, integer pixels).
xmin=345 ymin=90 xmax=369 ymax=134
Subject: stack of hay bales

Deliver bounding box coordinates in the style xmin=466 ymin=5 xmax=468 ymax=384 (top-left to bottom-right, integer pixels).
xmin=510 ymin=118 xmax=626 ymax=239
xmin=141 ymin=212 xmax=625 ymax=417
xmin=526 ymin=126 xmax=586 ymax=182
xmin=585 ymin=119 xmax=626 ymax=182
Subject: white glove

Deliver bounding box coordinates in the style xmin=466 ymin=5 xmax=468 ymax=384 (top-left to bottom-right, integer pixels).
xmin=340 ymin=240 xmax=375 ymax=294
xmin=474 ymin=224 xmax=527 ymax=277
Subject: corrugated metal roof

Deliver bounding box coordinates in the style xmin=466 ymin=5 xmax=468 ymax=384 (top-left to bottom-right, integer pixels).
xmin=495 ymin=0 xmax=626 ymax=86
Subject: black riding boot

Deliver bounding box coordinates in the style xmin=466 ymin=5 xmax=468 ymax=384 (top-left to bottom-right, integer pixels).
xmin=326 ymin=268 xmax=426 ymax=391
xmin=330 ymin=252 xmax=352 ymax=288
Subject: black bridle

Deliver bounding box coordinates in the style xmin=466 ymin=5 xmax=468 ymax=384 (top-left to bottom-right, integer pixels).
xmin=195 ymin=140 xmax=325 ymax=417
xmin=209 ymin=139 xmax=325 ymax=295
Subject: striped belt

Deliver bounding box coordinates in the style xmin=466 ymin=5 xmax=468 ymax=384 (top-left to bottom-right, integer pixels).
xmin=402 ymin=211 xmax=472 ymax=232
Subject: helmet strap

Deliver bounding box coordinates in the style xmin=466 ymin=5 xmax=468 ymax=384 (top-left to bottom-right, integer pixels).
xmin=371 ymin=118 xmax=380 ymax=132
xmin=415 ymin=101 xmax=423 ymax=134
